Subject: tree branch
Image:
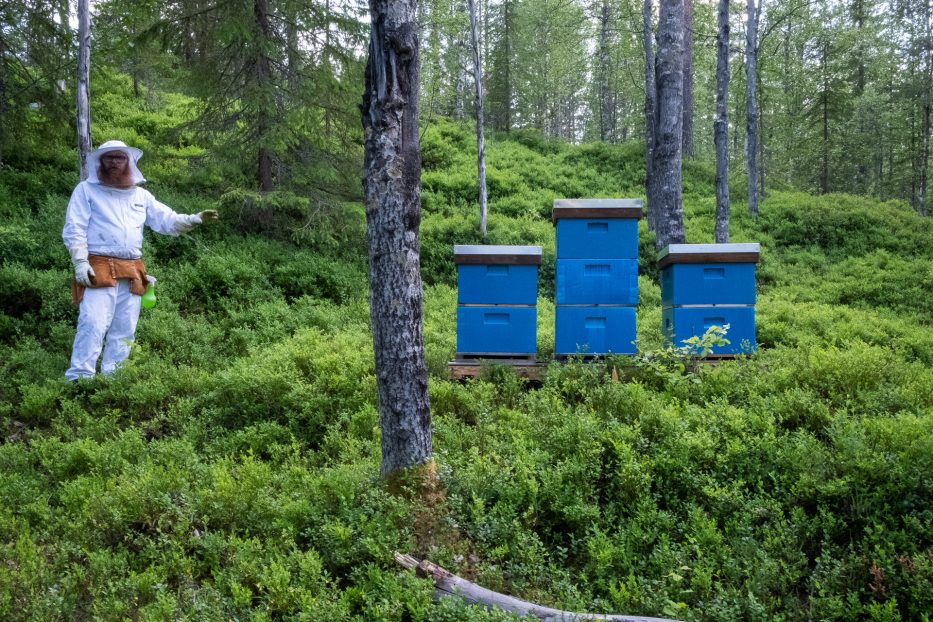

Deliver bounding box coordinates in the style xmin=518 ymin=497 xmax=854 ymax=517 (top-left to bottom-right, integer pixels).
xmin=395 ymin=553 xmax=684 ymax=622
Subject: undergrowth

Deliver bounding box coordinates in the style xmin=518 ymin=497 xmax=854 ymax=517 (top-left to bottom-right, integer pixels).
xmin=0 ymin=112 xmax=931 ymax=621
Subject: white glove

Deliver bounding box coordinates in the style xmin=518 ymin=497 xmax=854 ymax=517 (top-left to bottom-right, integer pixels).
xmin=68 ymin=246 xmax=95 ymax=286
xmin=75 ymin=260 xmax=95 ymax=287
xmin=198 ymin=210 xmax=219 ymax=223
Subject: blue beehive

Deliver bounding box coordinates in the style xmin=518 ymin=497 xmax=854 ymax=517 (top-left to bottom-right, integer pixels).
xmin=553 ymin=198 xmax=642 ymax=259
xmin=455 ymin=245 xmax=542 ymax=357
xmin=555 ymin=306 xmax=637 ymax=355
xmin=553 ymin=199 xmax=642 ymax=356
xmin=556 ymin=259 xmax=638 ymax=305
xmin=659 ymin=243 xmax=760 ymax=354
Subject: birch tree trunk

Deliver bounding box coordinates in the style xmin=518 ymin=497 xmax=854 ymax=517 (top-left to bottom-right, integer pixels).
xmin=745 ymin=0 xmax=759 ymax=216
xmin=682 ymin=0 xmax=694 ymax=158
xmin=653 ymin=0 xmax=686 ymax=251
xmin=77 ymin=0 xmax=92 ymax=181
xmin=362 ymin=0 xmax=433 ymax=476
xmin=643 ymin=0 xmax=658 ymax=232
xmin=599 ymin=0 xmax=613 ymax=142
xmin=714 ymin=0 xmax=730 ymax=243
xmin=467 ymin=0 xmax=488 ymax=235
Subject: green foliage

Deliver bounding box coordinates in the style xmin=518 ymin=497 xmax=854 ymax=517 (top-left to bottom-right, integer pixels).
xmin=627 ymin=324 xmax=733 ymax=391
xmin=2 ymin=111 xmax=933 ymax=622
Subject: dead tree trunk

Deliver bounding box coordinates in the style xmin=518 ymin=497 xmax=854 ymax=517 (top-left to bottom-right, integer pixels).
xmin=643 ymin=0 xmax=658 ymax=232
xmin=714 ymin=0 xmax=730 ymax=243
xmin=76 ymin=0 xmax=92 ymax=180
xmin=255 ymin=0 xmax=274 ymax=193
xmin=362 ymin=0 xmax=433 ymax=476
xmin=467 ymin=0 xmax=489 ymax=235
xmin=653 ymin=0 xmax=686 ymax=251
xmin=396 ymin=554 xmax=684 ymax=622
xmin=682 ymin=0 xmax=694 ymax=158
xmin=745 ymin=0 xmax=760 ymax=216
xmin=599 ymin=0 xmax=614 ymax=142
xmin=920 ymin=1 xmax=931 ymax=217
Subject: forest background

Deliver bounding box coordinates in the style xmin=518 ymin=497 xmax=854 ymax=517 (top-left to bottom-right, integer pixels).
xmin=1 ymin=0 xmax=932 ymax=620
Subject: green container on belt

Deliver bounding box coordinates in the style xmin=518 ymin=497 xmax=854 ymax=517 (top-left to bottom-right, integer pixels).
xmin=141 ymin=282 xmax=156 ymax=309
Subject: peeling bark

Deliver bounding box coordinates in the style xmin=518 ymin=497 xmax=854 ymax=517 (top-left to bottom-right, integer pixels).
xmin=714 ymin=0 xmax=730 ymax=242
xmin=682 ymin=0 xmax=694 ymax=158
xmin=745 ymin=0 xmax=759 ymax=216
xmin=653 ymin=0 xmax=686 ymax=251
xmin=362 ymin=0 xmax=433 ymax=475
xmin=643 ymin=0 xmax=658 ymax=232
xmin=467 ymin=0 xmax=488 ymax=235
xmin=599 ymin=0 xmax=613 ymax=142
xmin=77 ymin=0 xmax=92 ymax=180
xmin=396 ymin=553 xmax=684 ymax=622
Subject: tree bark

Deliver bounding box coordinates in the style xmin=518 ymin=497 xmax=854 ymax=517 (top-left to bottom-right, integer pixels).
xmin=599 ymin=0 xmax=613 ymax=142
xmin=396 ymin=554 xmax=684 ymax=622
xmin=653 ymin=0 xmax=686 ymax=251
xmin=0 ymin=31 xmax=7 ymax=167
xmin=467 ymin=0 xmax=488 ymax=235
xmin=681 ymin=0 xmax=694 ymax=158
xmin=77 ymin=0 xmax=92 ymax=181
xmin=255 ymin=0 xmax=274 ymax=193
xmin=643 ymin=0 xmax=658 ymax=232
xmin=714 ymin=0 xmax=730 ymax=243
xmin=821 ymin=37 xmax=830 ymax=195
xmin=745 ymin=0 xmax=759 ymax=216
xmin=920 ymin=0 xmax=931 ymax=217
xmin=362 ymin=0 xmax=433 ymax=476
xmin=495 ymin=0 xmax=513 ymax=132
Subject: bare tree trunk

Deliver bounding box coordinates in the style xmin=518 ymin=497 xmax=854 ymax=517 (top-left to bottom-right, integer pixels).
xmin=396 ymin=553 xmax=685 ymax=622
xmin=325 ymin=0 xmax=332 ymax=137
xmin=758 ymin=84 xmax=765 ymax=199
xmin=0 ymin=32 xmax=8 ymax=166
xmin=467 ymin=0 xmax=488 ymax=235
xmin=599 ymin=0 xmax=613 ymax=142
xmin=643 ymin=0 xmax=658 ymax=232
xmin=77 ymin=0 xmax=92 ymax=181
xmin=745 ymin=0 xmax=759 ymax=216
xmin=821 ymin=38 xmax=830 ymax=195
xmin=362 ymin=0 xmax=433 ymax=476
xmin=653 ymin=0 xmax=686 ymax=251
xmin=714 ymin=0 xmax=730 ymax=243
xmin=920 ymin=2 xmax=931 ymax=217
xmin=455 ymin=37 xmax=467 ymax=121
xmin=503 ymin=0 xmax=513 ymax=131
xmin=682 ymin=0 xmax=694 ymax=158
xmin=255 ymin=0 xmax=274 ymax=193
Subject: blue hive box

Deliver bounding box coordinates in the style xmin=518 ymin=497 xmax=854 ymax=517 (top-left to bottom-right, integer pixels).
xmin=455 ymin=245 xmax=542 ymax=356
xmin=552 ymin=199 xmax=642 ymax=259
xmin=457 ymin=306 xmax=537 ymax=355
xmin=661 ymin=262 xmax=757 ymax=306
xmin=662 ymin=306 xmax=757 ymax=354
xmin=556 ymin=258 xmax=638 ymax=305
xmin=659 ymin=243 xmax=760 ymax=354
xmin=555 ymin=306 xmax=637 ymax=356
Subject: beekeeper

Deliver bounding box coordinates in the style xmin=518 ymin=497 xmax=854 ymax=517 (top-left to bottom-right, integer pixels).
xmin=62 ymin=140 xmax=218 ymax=380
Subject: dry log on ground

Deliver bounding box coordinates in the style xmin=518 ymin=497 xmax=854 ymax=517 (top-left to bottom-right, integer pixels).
xmin=395 ymin=553 xmax=684 ymax=622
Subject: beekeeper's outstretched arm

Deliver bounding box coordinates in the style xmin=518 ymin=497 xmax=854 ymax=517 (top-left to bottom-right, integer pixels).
xmin=142 ymin=191 xmax=218 ymax=235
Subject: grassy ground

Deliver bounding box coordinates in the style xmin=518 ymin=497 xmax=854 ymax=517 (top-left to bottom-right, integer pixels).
xmin=1 ymin=106 xmax=931 ymax=620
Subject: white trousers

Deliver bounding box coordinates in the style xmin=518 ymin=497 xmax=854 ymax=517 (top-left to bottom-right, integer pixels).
xmin=66 ymin=280 xmax=142 ymax=380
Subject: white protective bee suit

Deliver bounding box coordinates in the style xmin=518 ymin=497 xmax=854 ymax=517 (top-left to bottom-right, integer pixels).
xmin=63 ymin=140 xmax=208 ymax=380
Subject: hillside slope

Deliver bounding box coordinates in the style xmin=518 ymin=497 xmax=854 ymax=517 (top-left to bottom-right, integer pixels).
xmin=0 ymin=110 xmax=931 ymax=621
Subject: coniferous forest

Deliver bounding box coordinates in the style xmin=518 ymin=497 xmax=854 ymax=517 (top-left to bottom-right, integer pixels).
xmin=1 ymin=1 xmax=932 ymax=620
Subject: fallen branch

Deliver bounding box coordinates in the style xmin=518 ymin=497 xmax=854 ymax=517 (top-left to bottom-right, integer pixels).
xmin=394 ymin=552 xmax=684 ymax=622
